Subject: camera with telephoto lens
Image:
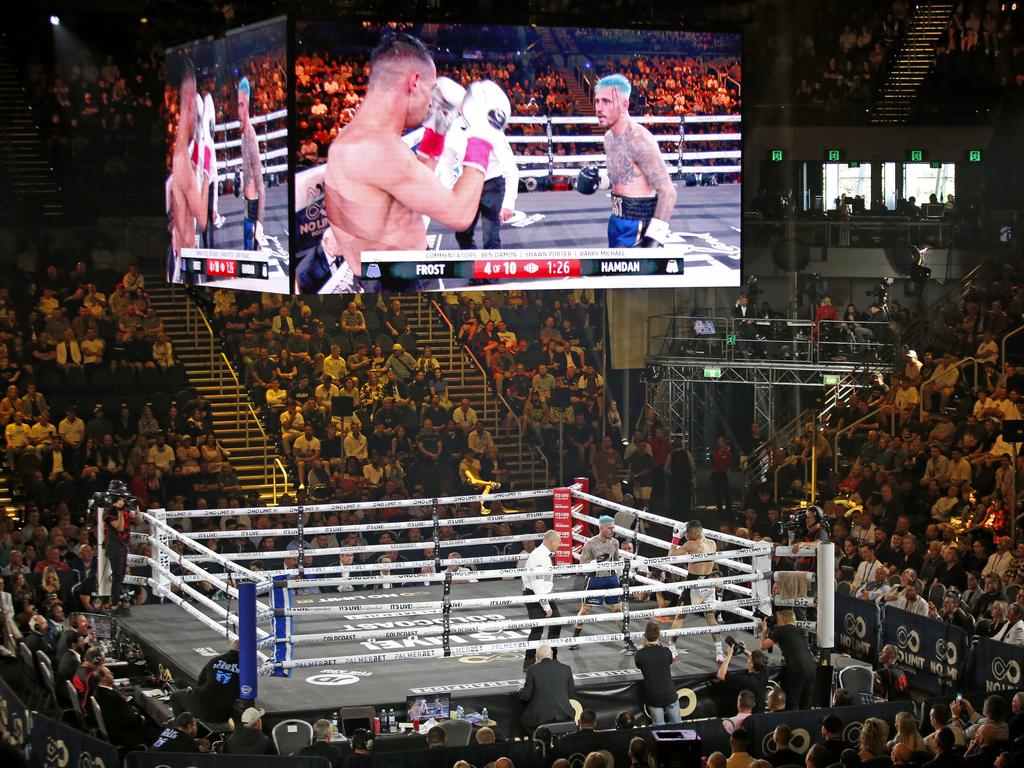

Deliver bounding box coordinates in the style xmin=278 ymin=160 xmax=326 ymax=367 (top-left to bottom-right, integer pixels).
xmin=724 ymin=635 xmax=747 ymax=655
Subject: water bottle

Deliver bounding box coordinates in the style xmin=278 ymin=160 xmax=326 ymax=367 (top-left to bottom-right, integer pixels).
xmin=456 ymin=704 xmax=464 ymax=720
xmin=481 ymin=706 xmax=489 ymax=722
xmin=389 ymin=707 xmax=397 ymax=733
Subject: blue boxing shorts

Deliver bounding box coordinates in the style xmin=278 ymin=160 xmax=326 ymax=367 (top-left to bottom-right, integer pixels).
xmin=585 ymin=574 xmax=621 ymax=606
xmin=243 ymin=197 xmax=259 ymax=251
xmin=607 ymin=194 xmax=658 ymax=247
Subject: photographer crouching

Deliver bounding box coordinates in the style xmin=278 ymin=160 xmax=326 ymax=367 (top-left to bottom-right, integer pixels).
xmin=715 ymin=636 xmax=769 ymax=713
xmin=759 ymin=610 xmax=816 ymax=710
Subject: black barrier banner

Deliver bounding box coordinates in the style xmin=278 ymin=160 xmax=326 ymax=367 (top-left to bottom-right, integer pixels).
xmin=834 ymin=592 xmax=878 ymax=663
xmin=0 ymin=674 xmax=30 ymax=749
xmin=128 ymin=753 xmax=333 ymax=768
xmin=30 ymin=713 xmax=118 ymax=768
xmin=744 ymin=700 xmax=913 ymax=759
xmin=880 ymin=606 xmax=968 ymax=695
xmin=968 ymin=638 xmax=1024 ymax=694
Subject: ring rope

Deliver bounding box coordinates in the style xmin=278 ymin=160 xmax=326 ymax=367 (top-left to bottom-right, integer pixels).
xmin=160 ymin=488 xmax=552 ymax=519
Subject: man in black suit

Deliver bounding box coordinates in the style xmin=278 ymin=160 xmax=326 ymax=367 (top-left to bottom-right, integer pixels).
xmin=56 ymin=631 xmax=86 ymax=694
xmin=518 ymin=643 xmax=575 ymax=732
xmin=923 ymin=727 xmax=967 ymax=768
xmin=298 ymin=719 xmax=343 ymax=768
xmin=24 ymin=615 xmax=56 ymax=661
xmin=767 ymin=724 xmax=804 ymax=768
xmin=1009 ymin=692 xmax=1024 ymax=742
xmin=93 ymin=665 xmax=160 ymax=747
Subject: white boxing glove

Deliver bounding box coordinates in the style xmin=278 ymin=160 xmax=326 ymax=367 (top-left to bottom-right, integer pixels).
xmin=460 ymin=80 xmax=511 ymax=174
xmin=418 ymin=77 xmax=467 ymax=161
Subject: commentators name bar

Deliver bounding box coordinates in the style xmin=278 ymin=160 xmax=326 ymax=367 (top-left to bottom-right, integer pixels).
xmin=180 ymin=248 xmax=270 ymax=279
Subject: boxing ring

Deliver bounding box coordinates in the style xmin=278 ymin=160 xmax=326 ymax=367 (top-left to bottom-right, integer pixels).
xmin=109 ymin=482 xmax=834 ymax=730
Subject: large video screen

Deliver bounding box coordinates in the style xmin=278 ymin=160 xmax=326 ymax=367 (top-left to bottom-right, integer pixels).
xmin=164 ymin=18 xmax=290 ymax=293
xmin=293 ymin=22 xmax=741 ymax=292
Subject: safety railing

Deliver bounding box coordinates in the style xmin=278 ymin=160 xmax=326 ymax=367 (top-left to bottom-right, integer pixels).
xmin=187 ymin=293 xmax=288 ymax=502
xmin=832 ymin=402 xmax=897 ymax=473
xmin=743 ymin=218 xmax=955 ymax=250
xmin=1001 ymin=325 xmax=1024 ymax=368
xmin=649 ymin=313 xmax=902 ymax=365
xmin=817 ymin=319 xmax=902 ymax=365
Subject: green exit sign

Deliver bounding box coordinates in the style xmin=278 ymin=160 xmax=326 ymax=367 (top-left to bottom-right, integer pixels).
xmin=930 ymin=161 xmax=943 ymax=169
xmin=909 ymin=150 xmax=924 ymax=161
xmin=704 ymin=368 xmax=723 ymax=379
xmin=848 ymin=161 xmax=861 ymax=169
xmin=770 ymin=149 xmax=784 ymax=162
xmin=725 ymin=333 xmax=737 ymax=346
xmin=827 ymin=149 xmax=842 ymax=162
xmin=823 ymin=374 xmax=841 ymax=386
xmin=968 ymin=150 xmax=982 ymax=162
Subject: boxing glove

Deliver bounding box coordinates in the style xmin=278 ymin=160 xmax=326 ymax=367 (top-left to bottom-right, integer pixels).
xmin=460 ymin=80 xmax=511 ymax=174
xmin=639 ymin=217 xmax=669 ymax=248
xmin=671 ymin=522 xmax=686 ymax=546
xmin=576 ymin=166 xmax=602 ymax=195
xmin=418 ymin=77 xmax=467 ymax=160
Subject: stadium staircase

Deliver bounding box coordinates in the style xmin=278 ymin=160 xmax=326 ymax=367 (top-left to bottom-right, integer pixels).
xmin=387 ymin=294 xmax=551 ymax=491
xmin=0 ymin=34 xmax=63 ymax=223
xmin=870 ymin=2 xmax=955 ymax=124
xmin=536 ymin=27 xmax=596 ymax=122
xmin=143 ymin=274 xmax=286 ymax=503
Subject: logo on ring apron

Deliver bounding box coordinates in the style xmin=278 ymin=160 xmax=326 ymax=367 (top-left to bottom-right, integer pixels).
xmin=305 ymin=668 xmax=373 ymax=686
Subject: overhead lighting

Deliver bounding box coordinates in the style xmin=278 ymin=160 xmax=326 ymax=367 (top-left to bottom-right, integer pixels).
xmin=140 ymin=16 xmax=148 ymax=24
xmin=49 ymin=14 xmax=60 ymax=26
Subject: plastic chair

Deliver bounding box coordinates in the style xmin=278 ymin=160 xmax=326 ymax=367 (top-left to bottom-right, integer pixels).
xmin=36 ymin=653 xmax=71 ymax=721
xmin=65 ymin=679 xmax=92 ymax=733
xmin=271 ymin=719 xmax=314 ymax=755
xmin=439 ymin=718 xmax=473 ymax=747
xmin=838 ymin=664 xmax=875 ymax=704
xmin=17 ymin=643 xmax=44 ymax=707
xmin=546 ymin=721 xmax=579 ymax=738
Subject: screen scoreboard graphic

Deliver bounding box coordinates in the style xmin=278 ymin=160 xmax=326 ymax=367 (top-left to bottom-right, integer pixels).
xmin=293 ymin=21 xmax=741 ymax=293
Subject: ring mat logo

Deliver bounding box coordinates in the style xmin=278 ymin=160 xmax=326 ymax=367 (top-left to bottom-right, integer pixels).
xmin=305 ymin=668 xmax=374 ymax=686
xmin=458 ymin=652 xmax=521 ymax=665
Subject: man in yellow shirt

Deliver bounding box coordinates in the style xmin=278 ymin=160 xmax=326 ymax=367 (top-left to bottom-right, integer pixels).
xmin=28 ymin=411 xmax=57 ymax=459
xmin=5 ymin=411 xmax=31 ymax=468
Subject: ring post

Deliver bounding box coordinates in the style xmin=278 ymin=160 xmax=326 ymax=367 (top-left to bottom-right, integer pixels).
xmin=239 ymin=582 xmax=257 ymax=702
xmin=816 ymin=542 xmax=835 ymax=656
xmin=553 ymin=487 xmax=573 ymax=565
xmin=271 ymin=576 xmax=293 ymax=677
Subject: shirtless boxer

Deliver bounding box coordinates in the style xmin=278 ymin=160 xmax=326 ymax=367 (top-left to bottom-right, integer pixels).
xmin=237 ymin=77 xmax=265 ymax=252
xmin=569 ymin=515 xmax=622 ymax=649
xmin=169 ymin=60 xmax=212 ymax=283
xmin=576 ymin=73 xmax=677 ymax=248
xmin=669 ymin=519 xmax=724 ymax=662
xmin=295 ymin=32 xmax=506 ymax=293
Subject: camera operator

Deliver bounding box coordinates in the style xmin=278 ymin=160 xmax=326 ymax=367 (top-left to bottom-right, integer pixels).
xmin=788 ymin=506 xmax=830 ymax=572
xmin=759 ymin=609 xmax=816 ymax=710
xmin=715 ymin=636 xmax=769 ymax=713
xmin=97 ymin=480 xmax=141 ymax=615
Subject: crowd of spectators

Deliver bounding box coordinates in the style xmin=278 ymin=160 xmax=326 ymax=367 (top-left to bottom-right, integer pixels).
xmin=209 ymin=285 xmax=610 ymax=507
xmin=0 ymin=262 xmax=248 ymax=547
xmin=26 ymin=52 xmax=162 ymax=170
xmin=924 ymin=2 xmax=1024 ymax=111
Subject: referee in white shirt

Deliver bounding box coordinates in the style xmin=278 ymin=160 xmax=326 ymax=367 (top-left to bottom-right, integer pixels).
xmin=522 ymin=530 xmax=563 ymax=671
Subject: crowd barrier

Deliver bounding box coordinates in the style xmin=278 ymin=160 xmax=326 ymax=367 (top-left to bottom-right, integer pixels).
xmin=834 ymin=592 xmax=1024 ymax=695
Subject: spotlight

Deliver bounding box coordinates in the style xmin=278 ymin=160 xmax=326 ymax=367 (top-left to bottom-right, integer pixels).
xmin=140 ymin=17 xmax=148 ymax=24
xmin=49 ymin=14 xmax=60 ymax=26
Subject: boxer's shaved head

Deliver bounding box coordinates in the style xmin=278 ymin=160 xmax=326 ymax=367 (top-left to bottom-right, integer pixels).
xmin=367 ymin=32 xmax=436 ymax=129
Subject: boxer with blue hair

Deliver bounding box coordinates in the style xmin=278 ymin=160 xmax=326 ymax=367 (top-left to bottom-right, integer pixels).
xmin=576 ymin=73 xmax=677 ymax=248
xmin=237 ymin=75 xmax=265 ymax=251
xmin=568 ymin=514 xmax=623 ymax=649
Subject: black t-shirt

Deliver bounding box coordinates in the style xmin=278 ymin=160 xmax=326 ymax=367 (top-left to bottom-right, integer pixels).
xmin=196 ymin=650 xmax=240 ymax=719
xmin=634 ymin=643 xmax=676 ymax=707
xmin=152 ymin=727 xmax=201 ymax=753
xmin=770 ymin=623 xmax=815 ymax=670
xmin=720 ymin=668 xmax=768 ymax=713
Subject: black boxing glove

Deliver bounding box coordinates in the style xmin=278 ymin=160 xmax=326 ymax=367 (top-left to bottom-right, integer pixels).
xmin=638 ymin=218 xmax=669 ymax=248
xmin=575 ymin=166 xmax=603 ymax=195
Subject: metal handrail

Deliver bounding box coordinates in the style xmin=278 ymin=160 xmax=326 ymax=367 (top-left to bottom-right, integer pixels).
xmin=832 ymin=403 xmax=895 ymax=472
xmin=1001 ymin=326 xmax=1024 ymax=368
xmin=917 ymin=356 xmax=979 ymax=419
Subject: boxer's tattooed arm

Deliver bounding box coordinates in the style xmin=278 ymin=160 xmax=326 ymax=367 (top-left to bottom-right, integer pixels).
xmin=604 ymin=130 xmax=638 ymax=187
xmin=629 ymin=125 xmax=677 ymax=221
xmin=241 ymin=126 xmax=266 ymax=220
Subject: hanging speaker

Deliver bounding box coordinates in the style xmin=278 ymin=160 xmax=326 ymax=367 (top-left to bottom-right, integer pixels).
xmin=771 ymin=238 xmax=810 ymax=272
